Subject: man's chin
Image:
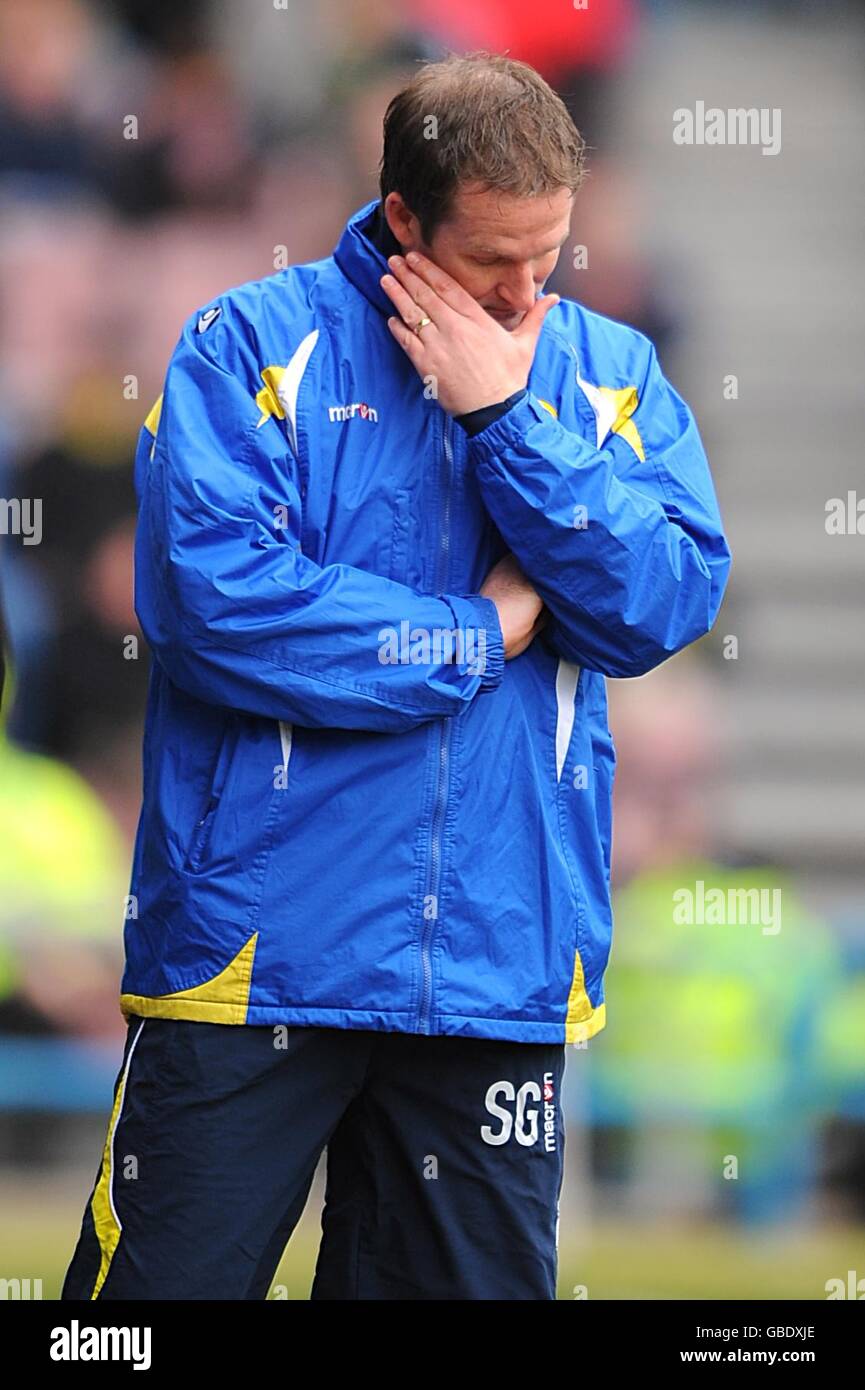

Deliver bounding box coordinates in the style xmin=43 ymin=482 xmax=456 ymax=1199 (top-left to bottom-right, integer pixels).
xmin=484 ymin=308 xmax=525 ymax=332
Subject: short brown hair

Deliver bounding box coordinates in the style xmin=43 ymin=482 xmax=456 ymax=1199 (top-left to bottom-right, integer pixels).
xmin=380 ymin=53 xmax=586 ymax=240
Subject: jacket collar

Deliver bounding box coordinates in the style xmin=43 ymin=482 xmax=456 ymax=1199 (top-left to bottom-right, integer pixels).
xmin=333 ymin=199 xmax=399 ymax=319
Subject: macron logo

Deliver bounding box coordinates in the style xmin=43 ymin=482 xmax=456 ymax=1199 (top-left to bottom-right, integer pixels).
xmin=328 ymin=401 xmax=378 ymax=424
xmin=196 ymin=306 xmax=222 ymax=333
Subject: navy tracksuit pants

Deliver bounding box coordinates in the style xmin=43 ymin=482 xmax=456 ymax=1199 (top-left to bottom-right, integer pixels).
xmin=62 ymin=1016 xmax=566 ymax=1300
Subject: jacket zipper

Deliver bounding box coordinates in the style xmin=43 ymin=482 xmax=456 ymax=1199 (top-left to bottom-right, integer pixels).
xmin=417 ymin=413 xmax=455 ymax=1033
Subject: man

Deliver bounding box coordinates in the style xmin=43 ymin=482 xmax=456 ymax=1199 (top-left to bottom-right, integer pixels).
xmin=63 ymin=53 xmax=730 ymax=1301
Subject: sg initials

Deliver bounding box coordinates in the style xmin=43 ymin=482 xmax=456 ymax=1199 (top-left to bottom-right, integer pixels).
xmin=480 ymin=1076 xmax=557 ymax=1151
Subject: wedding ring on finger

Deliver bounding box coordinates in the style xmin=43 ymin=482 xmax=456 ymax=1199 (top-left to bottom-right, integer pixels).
xmin=412 ymin=316 xmax=433 ymax=336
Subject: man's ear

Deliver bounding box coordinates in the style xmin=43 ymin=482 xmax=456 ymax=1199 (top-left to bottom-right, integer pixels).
xmin=383 ymin=192 xmax=423 ymax=252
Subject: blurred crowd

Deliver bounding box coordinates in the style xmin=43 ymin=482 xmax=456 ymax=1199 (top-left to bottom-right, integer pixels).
xmin=0 ymin=0 xmax=862 ymax=1225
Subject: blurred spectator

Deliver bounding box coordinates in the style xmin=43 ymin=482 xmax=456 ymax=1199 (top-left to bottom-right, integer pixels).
xmin=0 ymin=0 xmax=113 ymax=202
xmin=0 ymin=670 xmax=127 ymax=1040
xmin=597 ymin=660 xmax=852 ymax=1223
xmin=3 ymin=370 xmax=146 ymax=770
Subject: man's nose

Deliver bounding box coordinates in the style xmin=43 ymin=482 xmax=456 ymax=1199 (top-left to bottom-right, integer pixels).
xmin=496 ymin=265 xmax=539 ymax=313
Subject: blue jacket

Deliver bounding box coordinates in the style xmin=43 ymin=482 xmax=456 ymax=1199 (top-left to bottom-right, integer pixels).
xmin=121 ymin=199 xmax=731 ymax=1042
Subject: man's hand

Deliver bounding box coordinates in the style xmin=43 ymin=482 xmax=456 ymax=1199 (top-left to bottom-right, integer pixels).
xmin=381 ymin=251 xmax=559 ymax=417
xmin=480 ymin=553 xmax=547 ymax=660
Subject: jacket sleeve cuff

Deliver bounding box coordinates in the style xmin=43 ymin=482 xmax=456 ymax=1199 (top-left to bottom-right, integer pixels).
xmin=442 ymin=592 xmax=505 ymax=692
xmin=465 ymin=391 xmax=555 ymax=461
xmin=454 ymin=388 xmax=528 ymax=438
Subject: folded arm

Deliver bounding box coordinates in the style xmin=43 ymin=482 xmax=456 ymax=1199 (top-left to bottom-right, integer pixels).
xmin=134 ymin=307 xmax=504 ymax=731
xmin=466 ymin=347 xmax=731 ymax=677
